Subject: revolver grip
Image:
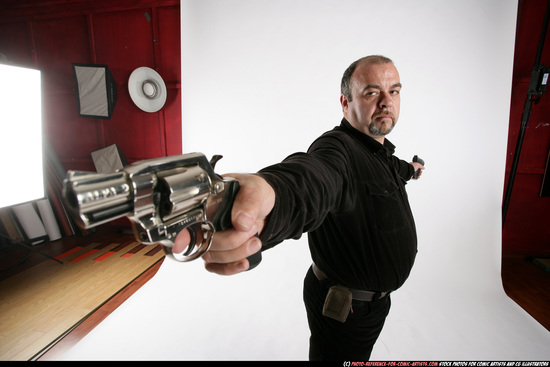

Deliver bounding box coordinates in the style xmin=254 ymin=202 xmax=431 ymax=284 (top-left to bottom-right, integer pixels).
xmin=213 ymin=180 xmax=262 ymax=271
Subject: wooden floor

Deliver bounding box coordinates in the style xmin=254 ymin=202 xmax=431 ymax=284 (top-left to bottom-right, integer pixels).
xmin=1 ymin=231 xmax=549 ymax=359
xmin=0 ymin=228 xmax=164 ymax=361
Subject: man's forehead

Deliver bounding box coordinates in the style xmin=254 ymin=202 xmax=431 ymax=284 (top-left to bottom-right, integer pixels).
xmin=352 ymin=62 xmax=400 ymax=87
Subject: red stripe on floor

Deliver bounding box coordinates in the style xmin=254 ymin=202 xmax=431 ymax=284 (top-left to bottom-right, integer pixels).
xmin=71 ymin=249 xmax=99 ymax=262
xmin=94 ymin=251 xmax=116 ymax=261
xmin=55 ymin=246 xmax=83 ymax=260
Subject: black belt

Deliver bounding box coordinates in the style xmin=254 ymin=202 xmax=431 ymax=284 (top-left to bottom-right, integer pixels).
xmin=312 ymin=263 xmax=390 ymax=302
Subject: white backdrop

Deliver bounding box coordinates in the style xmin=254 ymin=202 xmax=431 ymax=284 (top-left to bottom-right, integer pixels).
xmin=61 ymin=0 xmax=550 ymax=361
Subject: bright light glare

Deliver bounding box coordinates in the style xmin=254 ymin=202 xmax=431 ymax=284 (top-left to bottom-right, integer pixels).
xmin=0 ymin=64 xmax=45 ymax=209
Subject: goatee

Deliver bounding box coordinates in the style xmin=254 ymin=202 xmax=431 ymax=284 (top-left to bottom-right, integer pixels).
xmin=369 ymin=111 xmax=395 ymax=136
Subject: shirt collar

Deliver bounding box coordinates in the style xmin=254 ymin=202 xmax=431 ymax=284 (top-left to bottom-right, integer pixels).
xmin=341 ymin=118 xmax=396 ymax=155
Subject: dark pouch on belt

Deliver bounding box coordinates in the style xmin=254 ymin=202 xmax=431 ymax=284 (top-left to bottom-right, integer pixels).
xmin=322 ymin=285 xmax=353 ymax=323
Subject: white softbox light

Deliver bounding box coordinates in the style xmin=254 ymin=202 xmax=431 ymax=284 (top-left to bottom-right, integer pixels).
xmin=72 ymin=63 xmax=117 ymax=119
xmin=0 ymin=63 xmax=44 ymax=209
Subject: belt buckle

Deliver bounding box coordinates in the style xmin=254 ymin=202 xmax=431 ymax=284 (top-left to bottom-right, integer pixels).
xmin=374 ymin=291 xmax=389 ymax=300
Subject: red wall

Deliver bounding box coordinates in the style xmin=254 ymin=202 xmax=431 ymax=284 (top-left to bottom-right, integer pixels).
xmin=504 ymin=0 xmax=550 ymax=254
xmin=0 ymin=0 xmax=181 ymax=173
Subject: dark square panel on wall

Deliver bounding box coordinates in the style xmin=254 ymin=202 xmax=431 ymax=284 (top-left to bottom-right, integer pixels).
xmin=72 ymin=63 xmax=118 ymax=119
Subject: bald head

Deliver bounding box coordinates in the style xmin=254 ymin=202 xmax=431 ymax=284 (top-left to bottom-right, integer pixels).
xmin=341 ymin=55 xmax=394 ymax=102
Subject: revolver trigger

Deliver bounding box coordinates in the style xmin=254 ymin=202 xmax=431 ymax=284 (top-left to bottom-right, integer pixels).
xmin=182 ymin=228 xmax=197 ymax=257
xmin=167 ymin=222 xmax=215 ymax=262
xmin=209 ymin=155 xmax=223 ymax=169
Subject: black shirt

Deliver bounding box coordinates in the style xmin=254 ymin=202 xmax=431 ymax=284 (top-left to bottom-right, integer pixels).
xmin=258 ymin=118 xmax=417 ymax=292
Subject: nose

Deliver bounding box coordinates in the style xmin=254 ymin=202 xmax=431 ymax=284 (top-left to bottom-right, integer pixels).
xmin=379 ymin=92 xmax=393 ymax=109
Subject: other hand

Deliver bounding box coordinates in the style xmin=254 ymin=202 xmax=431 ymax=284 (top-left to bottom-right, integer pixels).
xmin=410 ymin=161 xmax=425 ymax=179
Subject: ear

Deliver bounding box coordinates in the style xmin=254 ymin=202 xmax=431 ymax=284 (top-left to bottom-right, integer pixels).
xmin=340 ymin=94 xmax=348 ymax=112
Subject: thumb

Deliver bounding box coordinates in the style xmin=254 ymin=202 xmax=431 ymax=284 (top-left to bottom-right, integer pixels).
xmin=226 ymin=173 xmax=275 ymax=233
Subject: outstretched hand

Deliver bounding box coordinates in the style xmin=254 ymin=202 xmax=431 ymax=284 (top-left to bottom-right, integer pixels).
xmin=173 ymin=173 xmax=275 ymax=276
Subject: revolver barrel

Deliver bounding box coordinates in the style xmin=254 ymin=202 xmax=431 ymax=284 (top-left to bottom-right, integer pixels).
xmin=63 ymin=170 xmax=134 ymax=228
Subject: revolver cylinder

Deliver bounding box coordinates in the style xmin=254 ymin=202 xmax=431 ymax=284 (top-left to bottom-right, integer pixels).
xmin=157 ymin=165 xmax=211 ymax=221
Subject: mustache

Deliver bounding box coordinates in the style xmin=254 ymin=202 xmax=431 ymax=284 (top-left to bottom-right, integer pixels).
xmin=372 ymin=110 xmax=395 ymax=120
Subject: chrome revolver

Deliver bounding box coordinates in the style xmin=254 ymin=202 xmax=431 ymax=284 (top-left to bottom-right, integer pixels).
xmin=62 ymin=153 xmax=262 ymax=268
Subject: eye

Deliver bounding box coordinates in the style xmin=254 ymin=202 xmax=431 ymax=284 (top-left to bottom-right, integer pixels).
xmin=390 ymin=90 xmax=400 ymax=95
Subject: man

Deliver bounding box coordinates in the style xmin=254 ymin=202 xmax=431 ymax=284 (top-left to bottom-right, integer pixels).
xmin=182 ymin=55 xmax=424 ymax=360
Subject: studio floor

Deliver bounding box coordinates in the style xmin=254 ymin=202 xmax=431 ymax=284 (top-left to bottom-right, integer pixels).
xmin=0 ymin=228 xmax=548 ymax=360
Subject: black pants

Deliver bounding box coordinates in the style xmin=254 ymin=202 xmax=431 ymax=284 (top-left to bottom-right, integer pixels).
xmin=303 ymin=266 xmax=391 ymax=361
